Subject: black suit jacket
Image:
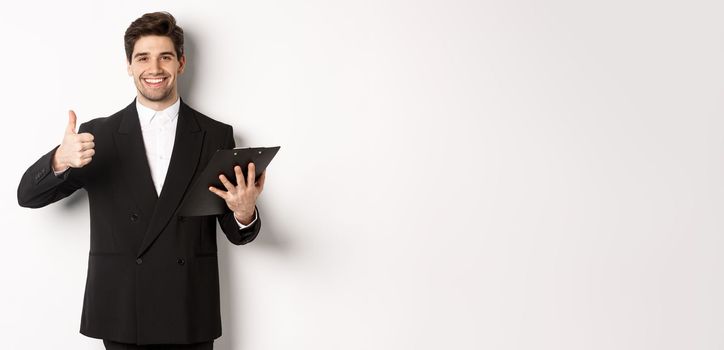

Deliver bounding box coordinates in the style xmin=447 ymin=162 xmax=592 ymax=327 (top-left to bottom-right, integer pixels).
xmin=17 ymin=99 xmax=261 ymax=345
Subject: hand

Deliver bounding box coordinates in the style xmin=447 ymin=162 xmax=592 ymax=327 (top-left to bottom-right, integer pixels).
xmin=52 ymin=110 xmax=95 ymax=172
xmin=208 ymin=163 xmax=266 ymax=225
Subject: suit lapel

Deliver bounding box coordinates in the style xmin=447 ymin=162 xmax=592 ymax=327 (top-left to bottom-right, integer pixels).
xmin=114 ymin=101 xmax=158 ymax=220
xmin=136 ymin=100 xmax=205 ymax=258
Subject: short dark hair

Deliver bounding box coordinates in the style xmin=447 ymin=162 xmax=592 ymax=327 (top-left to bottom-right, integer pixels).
xmin=124 ymin=12 xmax=184 ymax=62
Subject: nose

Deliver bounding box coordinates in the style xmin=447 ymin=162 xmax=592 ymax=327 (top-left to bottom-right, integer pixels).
xmin=149 ymin=58 xmax=162 ymax=74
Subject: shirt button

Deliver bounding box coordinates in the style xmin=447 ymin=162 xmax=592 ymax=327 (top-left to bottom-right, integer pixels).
xmin=136 ymin=258 xmax=143 ymax=265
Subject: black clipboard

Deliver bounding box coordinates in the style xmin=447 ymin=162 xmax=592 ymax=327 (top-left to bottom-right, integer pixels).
xmin=178 ymin=146 xmax=280 ymax=216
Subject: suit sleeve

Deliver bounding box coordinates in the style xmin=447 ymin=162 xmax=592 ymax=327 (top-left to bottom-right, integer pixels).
xmin=17 ymin=122 xmax=90 ymax=208
xmin=216 ymin=125 xmax=262 ymax=245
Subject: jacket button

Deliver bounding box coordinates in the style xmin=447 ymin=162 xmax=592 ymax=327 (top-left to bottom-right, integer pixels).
xmin=136 ymin=258 xmax=143 ymax=265
xmin=177 ymin=258 xmax=185 ymax=265
xmin=130 ymin=213 xmax=139 ymax=222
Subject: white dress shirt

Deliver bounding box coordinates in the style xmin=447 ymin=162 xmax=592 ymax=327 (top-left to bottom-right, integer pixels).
xmin=54 ymin=98 xmax=256 ymax=228
xmin=135 ymin=98 xmax=179 ymax=197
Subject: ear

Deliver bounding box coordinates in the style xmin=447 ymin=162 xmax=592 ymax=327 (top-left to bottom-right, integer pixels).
xmin=126 ymin=58 xmax=132 ymax=76
xmin=178 ymin=55 xmax=186 ymax=75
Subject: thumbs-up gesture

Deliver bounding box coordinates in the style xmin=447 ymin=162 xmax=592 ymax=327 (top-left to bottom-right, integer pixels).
xmin=51 ymin=110 xmax=95 ymax=172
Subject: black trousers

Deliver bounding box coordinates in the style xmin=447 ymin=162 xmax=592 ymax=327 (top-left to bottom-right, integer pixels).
xmin=103 ymin=339 xmax=213 ymax=350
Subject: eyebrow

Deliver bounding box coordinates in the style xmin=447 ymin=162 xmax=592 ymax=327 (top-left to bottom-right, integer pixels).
xmin=133 ymin=51 xmax=176 ymax=59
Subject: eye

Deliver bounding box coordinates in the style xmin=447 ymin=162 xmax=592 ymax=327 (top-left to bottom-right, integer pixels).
xmin=137 ymin=57 xmax=148 ymax=62
xmin=162 ymin=56 xmax=173 ymax=61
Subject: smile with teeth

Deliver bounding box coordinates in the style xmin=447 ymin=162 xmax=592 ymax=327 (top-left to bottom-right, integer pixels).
xmin=143 ymin=77 xmax=167 ymax=87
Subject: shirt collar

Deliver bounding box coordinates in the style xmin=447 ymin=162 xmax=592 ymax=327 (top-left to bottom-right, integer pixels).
xmin=135 ymin=98 xmax=181 ymax=126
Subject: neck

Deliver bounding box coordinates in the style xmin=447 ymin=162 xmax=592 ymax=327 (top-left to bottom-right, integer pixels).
xmin=137 ymin=92 xmax=179 ymax=111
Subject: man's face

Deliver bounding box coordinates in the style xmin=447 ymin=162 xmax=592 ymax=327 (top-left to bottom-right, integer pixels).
xmin=127 ymin=35 xmax=185 ymax=106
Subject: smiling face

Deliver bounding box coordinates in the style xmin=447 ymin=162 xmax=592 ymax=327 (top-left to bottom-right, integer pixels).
xmin=127 ymin=35 xmax=186 ymax=110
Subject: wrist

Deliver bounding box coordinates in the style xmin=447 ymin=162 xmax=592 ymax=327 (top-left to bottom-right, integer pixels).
xmin=234 ymin=211 xmax=254 ymax=225
xmin=52 ymin=148 xmax=69 ymax=172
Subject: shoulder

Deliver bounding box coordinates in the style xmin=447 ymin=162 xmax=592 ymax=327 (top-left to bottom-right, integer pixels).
xmin=182 ymin=101 xmax=233 ymax=134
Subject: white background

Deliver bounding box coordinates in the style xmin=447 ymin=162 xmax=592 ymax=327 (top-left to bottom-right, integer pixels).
xmin=1 ymin=1 xmax=723 ymax=349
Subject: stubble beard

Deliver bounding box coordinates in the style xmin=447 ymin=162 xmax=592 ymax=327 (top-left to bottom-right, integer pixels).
xmin=135 ymin=77 xmax=175 ymax=103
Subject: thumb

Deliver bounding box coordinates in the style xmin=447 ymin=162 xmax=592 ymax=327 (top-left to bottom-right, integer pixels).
xmin=66 ymin=110 xmax=77 ymax=135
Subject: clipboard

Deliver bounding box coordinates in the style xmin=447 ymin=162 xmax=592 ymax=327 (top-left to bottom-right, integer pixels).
xmin=178 ymin=146 xmax=280 ymax=216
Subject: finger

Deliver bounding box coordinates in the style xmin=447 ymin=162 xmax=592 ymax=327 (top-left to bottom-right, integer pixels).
xmin=66 ymin=110 xmax=78 ymax=135
xmin=208 ymin=186 xmax=228 ymax=199
xmin=218 ymin=174 xmax=235 ymax=192
xmin=72 ymin=155 xmax=92 ymax=168
xmin=77 ymin=133 xmax=94 ymax=142
xmin=80 ymin=141 xmax=95 ymax=151
xmin=80 ymin=149 xmax=95 ymax=159
xmin=79 ymin=157 xmax=93 ymax=167
xmin=234 ymin=165 xmax=244 ymax=188
xmin=247 ymin=163 xmax=256 ymax=187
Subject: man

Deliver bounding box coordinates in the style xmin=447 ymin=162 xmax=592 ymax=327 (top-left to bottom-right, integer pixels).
xmin=16 ymin=12 xmax=265 ymax=350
